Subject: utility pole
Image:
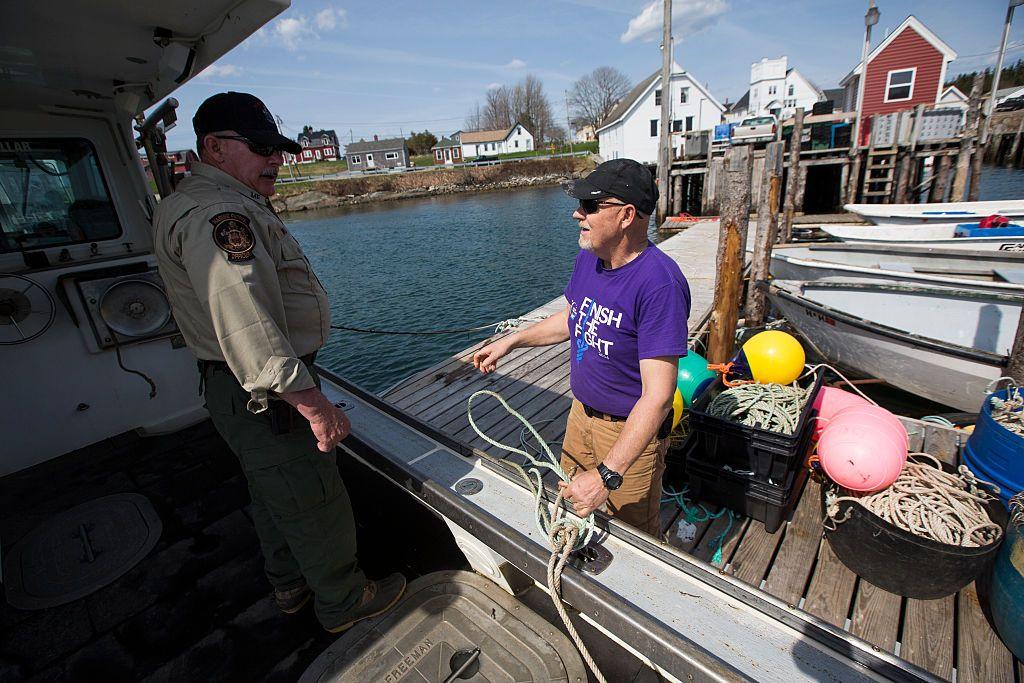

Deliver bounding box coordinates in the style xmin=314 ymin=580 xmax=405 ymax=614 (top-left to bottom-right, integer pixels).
xmin=564 ymin=89 xmax=574 ymax=156
xmin=656 ymin=0 xmax=673 ymax=226
xmin=847 ymin=0 xmax=880 ymax=203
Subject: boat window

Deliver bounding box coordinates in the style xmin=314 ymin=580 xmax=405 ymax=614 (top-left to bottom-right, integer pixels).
xmin=0 ymin=138 xmax=121 ymax=253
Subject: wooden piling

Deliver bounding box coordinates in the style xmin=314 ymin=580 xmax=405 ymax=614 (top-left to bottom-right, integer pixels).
xmin=897 ymin=104 xmax=924 ymax=204
xmin=671 ymin=175 xmax=683 ymax=215
xmin=951 ymin=73 xmax=984 ymax=202
xmin=1006 ymin=115 xmax=1024 ymax=168
xmin=745 ymin=141 xmax=784 ymax=328
xmin=1010 ymin=308 xmax=1024 ymax=385
xmin=702 ymin=157 xmax=723 ymax=215
xmin=707 ymin=146 xmax=752 ymax=364
xmin=780 ymin=107 xmax=804 ymax=243
xmin=894 ymin=152 xmax=913 ymax=204
xmin=929 ymin=155 xmax=951 ymax=203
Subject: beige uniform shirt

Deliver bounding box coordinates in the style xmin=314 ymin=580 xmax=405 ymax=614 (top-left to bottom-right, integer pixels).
xmin=153 ymin=162 xmax=330 ymax=412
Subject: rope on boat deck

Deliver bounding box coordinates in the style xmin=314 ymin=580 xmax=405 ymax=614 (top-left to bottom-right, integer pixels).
xmin=824 ymin=453 xmax=1003 ymax=547
xmin=662 ymin=486 xmax=734 ymax=565
xmin=331 ymin=317 xmax=533 ymax=336
xmin=705 ymin=382 xmax=812 ymax=435
xmin=986 ymin=377 xmax=1024 ymax=437
xmin=466 ymin=390 xmax=606 ymax=683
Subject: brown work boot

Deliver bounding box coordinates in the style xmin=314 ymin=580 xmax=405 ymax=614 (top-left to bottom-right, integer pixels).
xmin=274 ymin=582 xmax=312 ymax=614
xmin=324 ymin=573 xmax=407 ymax=634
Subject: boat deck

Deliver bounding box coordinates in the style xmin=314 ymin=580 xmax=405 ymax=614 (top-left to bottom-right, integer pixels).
xmin=381 ymin=223 xmax=1023 ymax=683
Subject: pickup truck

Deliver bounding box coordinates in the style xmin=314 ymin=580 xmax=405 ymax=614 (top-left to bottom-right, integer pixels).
xmin=730 ymin=115 xmax=778 ymax=144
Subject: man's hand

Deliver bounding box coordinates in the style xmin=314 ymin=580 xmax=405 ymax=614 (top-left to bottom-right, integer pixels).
xmin=280 ymin=387 xmax=350 ymax=452
xmin=308 ymin=405 xmax=351 ymax=452
xmin=557 ymin=469 xmax=609 ymax=518
xmin=472 ymin=338 xmax=513 ymax=373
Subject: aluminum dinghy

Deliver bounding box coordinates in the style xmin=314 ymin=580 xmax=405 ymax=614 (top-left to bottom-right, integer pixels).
xmin=764 ymin=279 xmax=1020 ymax=411
xmin=844 ymin=199 xmax=1024 ymax=226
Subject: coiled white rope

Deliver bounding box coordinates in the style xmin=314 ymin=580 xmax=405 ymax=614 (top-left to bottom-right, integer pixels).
xmin=466 ymin=390 xmax=605 ymax=683
xmin=825 ymin=453 xmax=1003 ymax=547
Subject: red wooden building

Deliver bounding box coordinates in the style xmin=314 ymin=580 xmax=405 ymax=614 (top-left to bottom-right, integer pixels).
xmin=839 ymin=15 xmax=957 ymax=145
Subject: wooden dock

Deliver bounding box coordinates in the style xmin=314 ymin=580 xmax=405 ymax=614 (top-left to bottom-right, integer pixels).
xmin=381 ymin=221 xmax=1022 ymax=683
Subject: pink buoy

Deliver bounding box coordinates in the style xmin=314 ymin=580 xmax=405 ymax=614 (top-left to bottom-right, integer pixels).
xmin=831 ymin=404 xmax=909 ymax=450
xmin=818 ymin=411 xmax=908 ymax=492
xmin=811 ymin=387 xmax=872 ymax=441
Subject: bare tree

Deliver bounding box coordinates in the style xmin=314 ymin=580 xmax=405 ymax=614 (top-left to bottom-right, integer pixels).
xmin=568 ymin=66 xmax=632 ymax=135
xmin=473 ymin=76 xmax=559 ymax=143
xmin=464 ymin=103 xmax=483 ymax=131
xmin=482 ymin=85 xmax=515 ymax=130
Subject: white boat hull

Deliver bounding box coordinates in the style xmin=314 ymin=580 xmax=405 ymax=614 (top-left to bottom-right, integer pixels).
xmin=770 ymin=244 xmax=1024 ymax=292
xmin=845 ymin=200 xmax=1024 ymax=226
xmin=767 ymin=281 xmax=1011 ymax=411
xmin=821 ymin=224 xmax=1024 ymax=252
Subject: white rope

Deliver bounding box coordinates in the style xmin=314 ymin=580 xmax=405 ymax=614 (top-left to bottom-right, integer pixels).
xmin=800 ymin=363 xmax=879 ymax=405
xmin=824 ymin=453 xmax=1003 ymax=547
xmin=466 ymin=390 xmax=606 ymax=683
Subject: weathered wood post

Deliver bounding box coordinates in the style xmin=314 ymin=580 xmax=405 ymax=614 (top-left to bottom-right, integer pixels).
xmin=707 ymin=146 xmax=753 ymax=364
xmin=930 ymin=155 xmax=952 ymax=203
xmin=1009 ymin=309 xmax=1024 ymax=385
xmin=745 ymin=141 xmax=784 ymax=328
xmin=702 ymin=157 xmax=723 ymax=215
xmin=1006 ymin=115 xmax=1024 ymax=168
xmin=951 ymin=73 xmax=984 ymax=202
xmin=896 ymin=105 xmax=924 ymax=204
xmin=780 ymin=107 xmax=804 ymax=243
xmin=671 ymin=174 xmax=683 ymax=215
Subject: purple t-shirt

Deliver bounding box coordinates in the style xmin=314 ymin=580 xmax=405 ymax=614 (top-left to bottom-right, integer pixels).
xmin=564 ymin=243 xmax=690 ymax=417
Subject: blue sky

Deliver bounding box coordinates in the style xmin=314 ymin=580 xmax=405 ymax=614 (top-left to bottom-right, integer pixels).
xmin=161 ymin=0 xmax=1024 ymax=151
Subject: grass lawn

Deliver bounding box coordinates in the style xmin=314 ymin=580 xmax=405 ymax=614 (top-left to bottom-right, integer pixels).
xmin=410 ymin=154 xmax=437 ymax=167
xmin=491 ymin=141 xmax=597 ymax=160
xmin=281 ymin=159 xmax=348 ymax=177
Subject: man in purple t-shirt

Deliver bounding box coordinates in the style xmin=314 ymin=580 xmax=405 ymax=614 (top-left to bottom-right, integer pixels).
xmin=473 ymin=159 xmax=690 ymax=535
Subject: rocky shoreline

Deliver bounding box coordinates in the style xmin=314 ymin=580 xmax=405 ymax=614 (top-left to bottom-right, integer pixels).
xmin=270 ymin=156 xmax=597 ymax=214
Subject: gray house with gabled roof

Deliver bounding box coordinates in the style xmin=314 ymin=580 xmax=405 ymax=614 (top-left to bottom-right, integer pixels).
xmin=344 ymin=136 xmax=409 ymax=171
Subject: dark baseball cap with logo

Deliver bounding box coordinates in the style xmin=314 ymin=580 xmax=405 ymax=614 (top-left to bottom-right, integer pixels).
xmin=193 ymin=91 xmax=301 ymax=155
xmin=564 ymin=158 xmax=658 ymax=216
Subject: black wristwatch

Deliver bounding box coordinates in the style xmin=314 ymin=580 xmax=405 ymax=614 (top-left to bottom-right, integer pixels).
xmin=597 ymin=463 xmax=624 ymax=491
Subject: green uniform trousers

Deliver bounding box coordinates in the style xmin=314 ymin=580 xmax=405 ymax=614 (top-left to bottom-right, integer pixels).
xmin=201 ymin=362 xmax=365 ymax=629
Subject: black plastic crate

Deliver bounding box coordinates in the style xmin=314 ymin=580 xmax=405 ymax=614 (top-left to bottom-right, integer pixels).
xmin=687 ymin=369 xmax=823 ymax=485
xmin=685 ymin=447 xmax=808 ymax=534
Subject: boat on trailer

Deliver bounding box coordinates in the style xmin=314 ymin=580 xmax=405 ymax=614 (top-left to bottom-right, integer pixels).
xmin=844 ymin=199 xmax=1024 ymax=226
xmin=820 ymin=223 xmax=1024 ymax=252
xmin=763 ymin=279 xmax=1020 ymax=411
xmin=770 ymin=243 xmax=1024 ymax=292
xmin=3 ymin=2 xmax=1021 ymax=681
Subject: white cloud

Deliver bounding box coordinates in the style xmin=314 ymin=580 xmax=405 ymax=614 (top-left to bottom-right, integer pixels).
xmin=196 ymin=63 xmax=243 ymax=79
xmin=315 ymin=7 xmax=347 ymax=31
xmin=486 ymin=82 xmax=502 ymax=90
xmin=505 ymin=58 xmax=527 ymax=69
xmin=620 ymin=0 xmax=728 ymax=44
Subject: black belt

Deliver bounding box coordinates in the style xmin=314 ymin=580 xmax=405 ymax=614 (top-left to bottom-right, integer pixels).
xmin=580 ymin=402 xmax=674 ymax=440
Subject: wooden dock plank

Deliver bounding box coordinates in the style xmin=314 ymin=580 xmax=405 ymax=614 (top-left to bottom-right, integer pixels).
xmin=410 ymin=344 xmax=566 ymax=422
xmin=665 ymin=501 xmax=720 ymax=554
xmin=802 ymin=538 xmax=858 ymax=629
xmin=849 ymin=580 xmax=902 ymax=654
xmin=693 ymin=515 xmax=749 ymax=568
xmin=956 ymin=581 xmax=1016 ymax=683
xmin=900 ymin=595 xmax=954 ymax=680
xmin=728 ymin=519 xmax=785 ymax=589
xmin=763 ymin=478 xmax=824 ymax=606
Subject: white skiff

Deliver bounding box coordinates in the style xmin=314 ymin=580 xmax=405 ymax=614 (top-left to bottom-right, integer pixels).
xmin=821 ymin=223 xmax=1024 ymax=252
xmin=764 ymin=279 xmax=1019 ymax=411
xmin=844 ymin=199 xmax=1024 ymax=226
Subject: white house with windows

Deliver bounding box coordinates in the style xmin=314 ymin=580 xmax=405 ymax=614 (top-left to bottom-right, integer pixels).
xmin=725 ymin=57 xmax=825 ymax=123
xmin=459 ymin=122 xmax=534 ymax=158
xmin=597 ymin=64 xmax=724 ymax=164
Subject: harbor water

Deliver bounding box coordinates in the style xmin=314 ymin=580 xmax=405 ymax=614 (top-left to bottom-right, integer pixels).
xmin=286 ymin=167 xmax=1022 ymax=394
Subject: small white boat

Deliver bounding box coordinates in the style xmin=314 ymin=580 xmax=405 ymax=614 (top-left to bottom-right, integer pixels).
xmin=821 ymin=223 xmax=1024 ymax=252
xmin=845 ymin=199 xmax=1024 ymax=226
xmin=770 ymin=243 xmax=1024 ymax=292
xmin=765 ymin=279 xmax=1020 ymax=411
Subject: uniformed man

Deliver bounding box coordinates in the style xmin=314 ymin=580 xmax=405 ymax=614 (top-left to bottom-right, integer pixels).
xmin=153 ymin=91 xmax=405 ymax=633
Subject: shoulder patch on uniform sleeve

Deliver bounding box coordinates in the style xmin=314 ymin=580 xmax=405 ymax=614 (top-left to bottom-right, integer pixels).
xmin=210 ymin=212 xmax=256 ymax=262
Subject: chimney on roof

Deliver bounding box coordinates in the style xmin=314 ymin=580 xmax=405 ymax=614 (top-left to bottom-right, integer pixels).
xmin=373 ymin=134 xmax=378 ymax=141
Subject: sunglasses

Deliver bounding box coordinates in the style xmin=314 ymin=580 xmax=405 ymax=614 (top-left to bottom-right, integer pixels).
xmin=578 ymin=199 xmax=628 ymax=214
xmin=213 ymin=135 xmax=281 ymax=157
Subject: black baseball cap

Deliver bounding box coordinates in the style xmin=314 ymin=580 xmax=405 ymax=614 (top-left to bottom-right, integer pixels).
xmin=564 ymin=158 xmax=658 ymax=216
xmin=193 ymin=92 xmax=301 ymax=154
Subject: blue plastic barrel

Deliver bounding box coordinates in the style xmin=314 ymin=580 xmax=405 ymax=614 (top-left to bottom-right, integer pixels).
xmin=963 ymin=390 xmax=1023 ymax=508
xmin=990 ymin=495 xmax=1023 ymax=660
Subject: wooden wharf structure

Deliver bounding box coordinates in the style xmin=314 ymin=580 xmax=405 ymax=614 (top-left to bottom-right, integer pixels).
xmin=381 ymin=222 xmax=1023 ymax=683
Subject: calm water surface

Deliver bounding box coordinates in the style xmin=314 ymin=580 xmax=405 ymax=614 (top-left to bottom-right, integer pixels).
xmin=287 ymin=166 xmax=1022 ymax=394
xmin=284 ymin=185 xmax=660 ymax=393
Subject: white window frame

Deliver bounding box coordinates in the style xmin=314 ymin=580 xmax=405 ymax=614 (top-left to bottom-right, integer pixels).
xmin=884 ymin=67 xmax=916 ymax=103
xmin=787 ymin=84 xmax=794 ymax=97
xmin=303 ymin=150 xmax=313 ymax=158
xmin=384 ymin=151 xmax=399 ymax=160
xmin=366 ymin=153 xmax=374 ymax=161
xmin=768 ymin=85 xmax=776 ymax=95
xmin=655 ymin=89 xmax=662 ymax=105
xmin=351 ymin=154 xmax=361 ymax=164
xmin=680 ymin=87 xmax=689 ymax=104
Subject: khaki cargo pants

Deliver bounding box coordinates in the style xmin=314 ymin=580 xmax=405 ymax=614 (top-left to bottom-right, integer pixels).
xmin=559 ymin=399 xmax=669 ymax=536
xmin=202 ymin=363 xmax=365 ymax=630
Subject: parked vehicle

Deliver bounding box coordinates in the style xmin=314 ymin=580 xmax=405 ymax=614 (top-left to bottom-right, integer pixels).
xmin=730 ymin=115 xmax=777 ymax=144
